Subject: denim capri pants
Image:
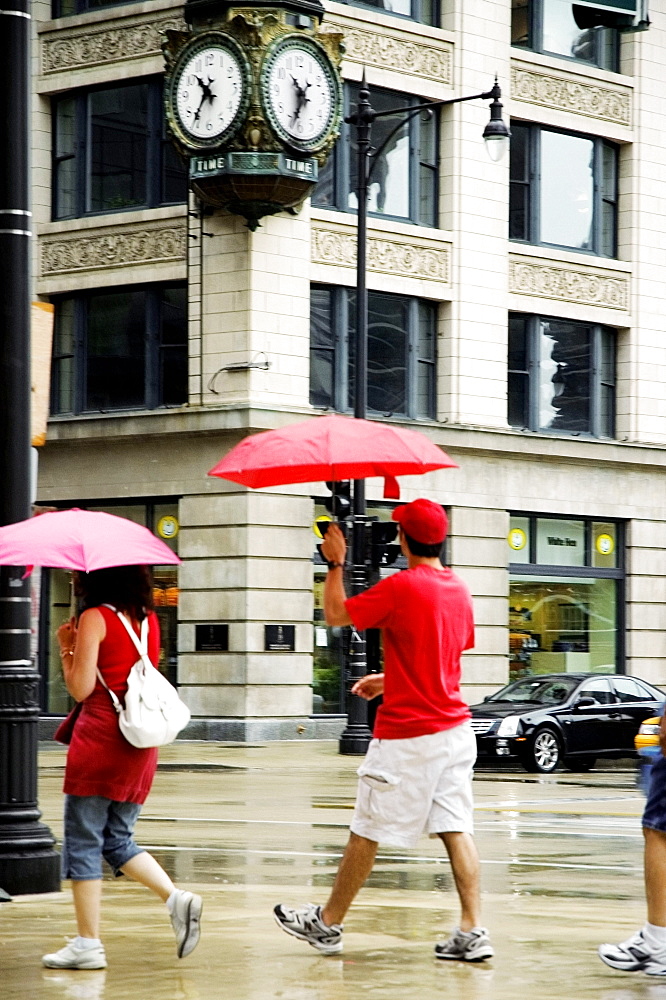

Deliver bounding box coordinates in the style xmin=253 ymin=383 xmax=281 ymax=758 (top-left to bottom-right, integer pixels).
xmin=643 ymin=755 xmax=666 ymax=833
xmin=61 ymin=794 xmax=145 ymax=880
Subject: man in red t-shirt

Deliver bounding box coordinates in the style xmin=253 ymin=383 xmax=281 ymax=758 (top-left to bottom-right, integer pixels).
xmin=275 ymin=498 xmax=492 ymax=961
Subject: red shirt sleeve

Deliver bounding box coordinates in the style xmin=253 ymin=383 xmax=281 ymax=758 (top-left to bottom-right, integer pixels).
xmin=345 ymin=575 xmax=395 ymax=631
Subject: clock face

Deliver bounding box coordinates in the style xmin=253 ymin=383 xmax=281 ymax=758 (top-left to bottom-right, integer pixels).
xmin=172 ymin=39 xmax=248 ymax=146
xmin=261 ymin=37 xmax=340 ymax=151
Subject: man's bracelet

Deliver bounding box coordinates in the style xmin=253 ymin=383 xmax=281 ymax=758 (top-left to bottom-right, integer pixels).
xmin=327 ymin=561 xmax=344 ymax=570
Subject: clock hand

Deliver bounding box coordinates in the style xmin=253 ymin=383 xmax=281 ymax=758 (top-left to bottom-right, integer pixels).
xmin=193 ymin=75 xmax=210 ymax=122
xmin=192 ymin=75 xmax=218 ymax=122
xmin=290 ymin=76 xmax=312 ymax=121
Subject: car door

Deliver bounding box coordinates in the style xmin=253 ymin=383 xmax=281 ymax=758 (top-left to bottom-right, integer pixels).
xmin=563 ymin=677 xmax=620 ymax=755
xmin=610 ymin=677 xmax=663 ymax=751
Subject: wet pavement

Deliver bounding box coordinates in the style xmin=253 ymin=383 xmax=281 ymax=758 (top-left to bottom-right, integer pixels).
xmin=1 ymin=741 xmax=662 ymax=1000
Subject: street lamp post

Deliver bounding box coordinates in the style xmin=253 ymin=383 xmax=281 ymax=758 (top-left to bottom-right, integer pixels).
xmin=0 ymin=0 xmax=60 ymax=894
xmin=338 ymin=75 xmax=509 ymax=756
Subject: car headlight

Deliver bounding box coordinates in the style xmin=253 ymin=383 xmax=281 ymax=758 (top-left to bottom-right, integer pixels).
xmin=639 ymin=723 xmax=661 ymax=736
xmin=497 ymin=715 xmax=522 ymax=737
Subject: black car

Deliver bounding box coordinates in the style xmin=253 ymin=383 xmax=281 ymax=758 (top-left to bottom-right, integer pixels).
xmin=469 ymin=673 xmax=664 ymax=774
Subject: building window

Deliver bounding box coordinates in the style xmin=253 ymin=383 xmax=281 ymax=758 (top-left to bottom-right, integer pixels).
xmin=51 ymin=284 xmax=188 ymax=415
xmin=53 ymin=0 xmax=134 ymax=14
xmin=334 ymin=0 xmax=438 ymax=25
xmin=508 ymin=314 xmax=615 ymax=438
xmin=508 ymin=514 xmax=624 ymax=681
xmin=311 ymin=285 xmax=436 ymax=419
xmin=511 ymin=0 xmax=619 ymax=71
xmin=53 ymin=78 xmax=187 ymax=220
xmin=313 ymin=84 xmax=438 ymax=228
xmin=510 ymin=123 xmax=618 ymax=256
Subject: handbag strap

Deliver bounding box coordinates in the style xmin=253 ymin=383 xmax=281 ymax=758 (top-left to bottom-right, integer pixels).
xmin=96 ymin=604 xmax=151 ymax=714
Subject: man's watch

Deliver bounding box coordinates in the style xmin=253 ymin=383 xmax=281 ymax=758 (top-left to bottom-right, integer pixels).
xmin=327 ymin=561 xmax=344 ymax=570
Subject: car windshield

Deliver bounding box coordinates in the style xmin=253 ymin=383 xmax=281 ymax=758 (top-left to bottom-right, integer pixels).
xmin=487 ymin=677 xmax=580 ymax=706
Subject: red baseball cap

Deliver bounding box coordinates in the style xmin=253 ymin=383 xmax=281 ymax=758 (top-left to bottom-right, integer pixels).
xmin=392 ymin=498 xmax=448 ymax=545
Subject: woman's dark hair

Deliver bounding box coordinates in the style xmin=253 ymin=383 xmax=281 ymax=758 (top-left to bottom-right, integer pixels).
xmin=75 ymin=565 xmax=154 ymax=620
xmin=403 ymin=531 xmax=443 ymax=560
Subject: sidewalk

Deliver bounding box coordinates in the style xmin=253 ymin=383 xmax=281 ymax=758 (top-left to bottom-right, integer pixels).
xmin=1 ymin=740 xmax=649 ymax=1000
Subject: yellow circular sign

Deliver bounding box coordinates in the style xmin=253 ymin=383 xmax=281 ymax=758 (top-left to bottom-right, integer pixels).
xmin=157 ymin=515 xmax=179 ymax=540
xmin=508 ymin=528 xmax=527 ymax=551
xmin=595 ymin=533 xmax=614 ymax=556
xmin=313 ymin=515 xmax=332 ymax=539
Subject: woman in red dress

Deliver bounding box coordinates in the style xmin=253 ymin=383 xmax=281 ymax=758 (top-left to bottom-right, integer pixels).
xmin=42 ymin=565 xmax=202 ymax=970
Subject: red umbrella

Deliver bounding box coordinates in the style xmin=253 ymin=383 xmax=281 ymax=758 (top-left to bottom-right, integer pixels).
xmin=208 ymin=414 xmax=457 ymax=499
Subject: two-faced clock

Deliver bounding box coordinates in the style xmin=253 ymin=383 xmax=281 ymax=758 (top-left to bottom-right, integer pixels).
xmin=260 ymin=35 xmax=342 ymax=154
xmin=166 ymin=32 xmax=251 ymax=150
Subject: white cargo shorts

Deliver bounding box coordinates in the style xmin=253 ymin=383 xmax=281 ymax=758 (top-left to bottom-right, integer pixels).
xmin=350 ymin=721 xmax=476 ymax=848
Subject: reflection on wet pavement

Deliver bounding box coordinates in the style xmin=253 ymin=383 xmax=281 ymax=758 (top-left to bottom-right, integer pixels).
xmin=1 ymin=743 xmax=657 ymax=1000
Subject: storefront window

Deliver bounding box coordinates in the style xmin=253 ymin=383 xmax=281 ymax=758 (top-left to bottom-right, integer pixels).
xmin=39 ymin=499 xmax=180 ymax=713
xmin=508 ymin=514 xmax=623 ymax=681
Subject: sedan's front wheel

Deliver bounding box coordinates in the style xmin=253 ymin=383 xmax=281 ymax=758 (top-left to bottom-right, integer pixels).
xmin=523 ymin=727 xmax=562 ymax=773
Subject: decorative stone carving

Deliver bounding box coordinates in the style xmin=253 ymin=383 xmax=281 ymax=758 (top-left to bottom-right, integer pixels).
xmin=509 ymin=256 xmax=629 ymax=311
xmin=511 ymin=64 xmax=631 ymax=127
xmin=312 ymin=226 xmax=450 ymax=283
xmin=41 ymin=222 xmax=187 ymax=276
xmin=328 ymin=19 xmax=452 ymax=86
xmin=42 ymin=13 xmax=186 ymax=74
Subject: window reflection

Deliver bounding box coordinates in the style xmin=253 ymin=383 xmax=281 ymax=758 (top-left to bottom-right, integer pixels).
xmin=348 ymin=292 xmax=409 ymax=415
xmin=511 ymin=0 xmax=619 ymax=71
xmin=358 ymin=0 xmax=411 ymax=15
xmin=508 ymin=313 xmax=615 ymax=439
xmin=543 ymin=0 xmax=596 ymax=60
xmin=539 ymin=319 xmax=590 ymax=432
xmin=540 ymin=131 xmax=594 ymax=250
xmin=309 ymin=285 xmax=436 ymax=419
xmin=87 ymin=291 xmax=146 ymax=411
xmin=349 ymin=89 xmax=411 ymax=218
xmin=90 ymin=85 xmax=148 ymax=213
xmin=314 ymin=84 xmax=437 ymax=228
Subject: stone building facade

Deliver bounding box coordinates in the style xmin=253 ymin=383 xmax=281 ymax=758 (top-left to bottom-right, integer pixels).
xmin=32 ymin=0 xmax=666 ymax=739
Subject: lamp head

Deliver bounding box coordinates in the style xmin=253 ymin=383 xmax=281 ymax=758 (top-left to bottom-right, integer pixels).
xmin=483 ymin=79 xmax=510 ymax=162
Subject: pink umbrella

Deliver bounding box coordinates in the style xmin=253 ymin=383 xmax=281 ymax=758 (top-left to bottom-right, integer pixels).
xmin=208 ymin=413 xmax=457 ymax=498
xmin=0 ymin=509 xmax=181 ymax=571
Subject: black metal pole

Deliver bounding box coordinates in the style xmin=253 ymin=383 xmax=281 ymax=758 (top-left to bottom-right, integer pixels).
xmin=0 ymin=0 xmax=60 ymax=895
xmin=338 ymin=74 xmax=374 ymax=755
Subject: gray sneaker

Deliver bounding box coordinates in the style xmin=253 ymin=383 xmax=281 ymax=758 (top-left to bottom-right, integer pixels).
xmin=274 ymin=903 xmax=343 ymax=955
xmin=42 ymin=939 xmax=107 ymax=969
xmin=599 ymin=929 xmax=666 ymax=975
xmin=169 ymin=889 xmax=203 ymax=958
xmin=435 ymin=927 xmax=494 ymax=962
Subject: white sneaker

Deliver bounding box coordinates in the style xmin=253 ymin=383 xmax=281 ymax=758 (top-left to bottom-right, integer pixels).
xmin=42 ymin=940 xmax=107 ymax=969
xmin=599 ymin=929 xmax=666 ymax=975
xmin=169 ymin=890 xmax=203 ymax=958
xmin=434 ymin=927 xmax=494 ymax=962
xmin=274 ymin=903 xmax=343 ymax=955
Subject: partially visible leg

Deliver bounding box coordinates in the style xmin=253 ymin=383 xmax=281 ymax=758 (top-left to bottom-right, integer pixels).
xmin=106 ymin=802 xmax=202 ymax=959
xmin=43 ymin=796 xmax=107 ymax=969
xmin=321 ymin=832 xmax=379 ymax=927
xmin=438 ymin=831 xmax=481 ymax=932
xmin=71 ymin=879 xmax=103 ymax=939
xmin=121 ymin=852 xmax=175 ymax=902
xmin=645 ymin=826 xmax=666 ymax=926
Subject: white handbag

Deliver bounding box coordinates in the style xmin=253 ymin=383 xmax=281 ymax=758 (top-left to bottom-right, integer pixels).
xmin=96 ymin=606 xmax=190 ymax=748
